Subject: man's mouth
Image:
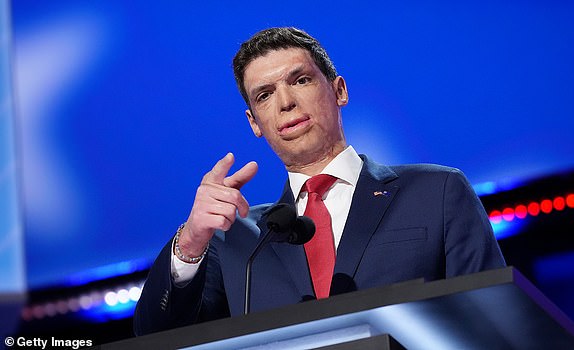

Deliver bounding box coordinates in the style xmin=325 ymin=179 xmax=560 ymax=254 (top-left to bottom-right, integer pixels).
xmin=277 ymin=116 xmax=311 ymax=136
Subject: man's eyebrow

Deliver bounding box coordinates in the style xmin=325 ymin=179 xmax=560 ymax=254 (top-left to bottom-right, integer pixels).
xmin=249 ymin=83 xmax=274 ymax=100
xmin=285 ymin=65 xmax=306 ymax=81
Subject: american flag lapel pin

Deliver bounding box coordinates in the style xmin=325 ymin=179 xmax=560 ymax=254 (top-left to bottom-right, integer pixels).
xmin=374 ymin=190 xmax=390 ymax=197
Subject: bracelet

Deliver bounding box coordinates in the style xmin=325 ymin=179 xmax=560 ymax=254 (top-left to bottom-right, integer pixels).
xmin=174 ymin=224 xmax=209 ymax=264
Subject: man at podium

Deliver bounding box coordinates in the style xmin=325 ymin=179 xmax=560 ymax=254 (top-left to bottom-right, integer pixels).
xmin=134 ymin=27 xmax=505 ymax=335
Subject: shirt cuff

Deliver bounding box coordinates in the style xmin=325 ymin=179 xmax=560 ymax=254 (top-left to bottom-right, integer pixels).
xmin=170 ymin=239 xmax=202 ymax=286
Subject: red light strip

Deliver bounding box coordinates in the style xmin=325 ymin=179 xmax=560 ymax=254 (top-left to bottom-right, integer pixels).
xmin=489 ymin=193 xmax=574 ymax=223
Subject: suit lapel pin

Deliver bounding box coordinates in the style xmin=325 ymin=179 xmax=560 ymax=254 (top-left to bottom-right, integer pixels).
xmin=374 ymin=190 xmax=390 ymax=197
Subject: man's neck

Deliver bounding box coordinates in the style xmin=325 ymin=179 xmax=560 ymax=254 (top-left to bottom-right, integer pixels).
xmin=285 ymin=144 xmax=346 ymax=176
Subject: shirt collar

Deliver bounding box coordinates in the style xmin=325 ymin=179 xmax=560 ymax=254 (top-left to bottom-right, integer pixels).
xmin=288 ymin=146 xmax=363 ymax=198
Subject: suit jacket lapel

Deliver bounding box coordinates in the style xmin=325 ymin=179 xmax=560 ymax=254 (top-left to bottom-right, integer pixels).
xmin=256 ymin=182 xmax=315 ymax=298
xmin=331 ymin=155 xmax=399 ymax=295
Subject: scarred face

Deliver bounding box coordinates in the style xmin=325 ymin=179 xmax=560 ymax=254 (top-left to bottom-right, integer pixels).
xmin=243 ymin=48 xmax=349 ymax=174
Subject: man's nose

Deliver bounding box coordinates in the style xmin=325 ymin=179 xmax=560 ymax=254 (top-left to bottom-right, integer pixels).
xmin=277 ymin=86 xmax=296 ymax=113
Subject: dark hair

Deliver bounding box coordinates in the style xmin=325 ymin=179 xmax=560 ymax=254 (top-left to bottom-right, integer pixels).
xmin=233 ymin=27 xmax=338 ymax=105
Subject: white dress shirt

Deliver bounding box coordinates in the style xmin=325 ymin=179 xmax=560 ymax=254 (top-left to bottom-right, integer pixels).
xmin=171 ymin=146 xmax=363 ymax=284
xmin=287 ymin=146 xmax=363 ymax=251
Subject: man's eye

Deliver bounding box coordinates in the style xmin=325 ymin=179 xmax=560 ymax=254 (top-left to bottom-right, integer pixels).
xmin=257 ymin=92 xmax=271 ymax=102
xmin=296 ymin=77 xmax=310 ymax=85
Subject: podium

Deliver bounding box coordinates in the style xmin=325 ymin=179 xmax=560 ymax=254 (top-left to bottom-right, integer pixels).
xmin=97 ymin=267 xmax=574 ymax=349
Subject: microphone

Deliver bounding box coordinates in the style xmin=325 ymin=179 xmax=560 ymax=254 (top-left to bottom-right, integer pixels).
xmin=265 ymin=204 xmax=315 ymax=245
xmin=291 ymin=215 xmax=315 ymax=245
xmin=265 ymin=203 xmax=297 ymax=238
xmin=244 ymin=204 xmax=315 ymax=314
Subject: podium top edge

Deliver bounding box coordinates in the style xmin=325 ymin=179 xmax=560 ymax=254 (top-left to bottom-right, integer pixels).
xmin=104 ymin=267 xmax=537 ymax=349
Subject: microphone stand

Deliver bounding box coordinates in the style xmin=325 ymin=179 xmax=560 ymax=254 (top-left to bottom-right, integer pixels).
xmin=243 ymin=204 xmax=314 ymax=315
xmin=244 ymin=227 xmax=276 ymax=315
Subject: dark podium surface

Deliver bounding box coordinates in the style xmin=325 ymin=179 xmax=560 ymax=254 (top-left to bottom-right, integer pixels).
xmin=96 ymin=267 xmax=574 ymax=349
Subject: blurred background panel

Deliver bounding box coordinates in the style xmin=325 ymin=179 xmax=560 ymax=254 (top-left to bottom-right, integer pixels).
xmin=1 ymin=0 xmax=26 ymax=339
xmin=4 ymin=0 xmax=574 ymax=344
xmin=1 ymin=0 xmax=25 ymax=295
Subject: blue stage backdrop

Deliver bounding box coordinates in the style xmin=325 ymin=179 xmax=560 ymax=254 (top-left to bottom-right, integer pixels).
xmin=9 ymin=1 xmax=574 ymax=288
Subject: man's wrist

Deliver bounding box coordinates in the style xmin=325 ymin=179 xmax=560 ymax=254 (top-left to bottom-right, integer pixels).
xmin=173 ymin=224 xmax=209 ymax=264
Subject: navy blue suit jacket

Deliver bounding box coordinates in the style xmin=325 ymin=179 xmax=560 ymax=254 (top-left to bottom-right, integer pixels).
xmin=134 ymin=156 xmax=505 ymax=335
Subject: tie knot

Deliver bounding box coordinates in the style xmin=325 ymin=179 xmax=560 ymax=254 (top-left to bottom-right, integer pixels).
xmin=304 ymin=174 xmax=337 ymax=197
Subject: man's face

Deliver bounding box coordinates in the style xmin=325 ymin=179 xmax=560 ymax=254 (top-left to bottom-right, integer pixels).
xmin=243 ymin=48 xmax=348 ymax=170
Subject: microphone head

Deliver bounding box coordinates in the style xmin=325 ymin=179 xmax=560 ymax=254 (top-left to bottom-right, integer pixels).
xmin=266 ymin=203 xmax=297 ymax=233
xmin=289 ymin=216 xmax=316 ymax=245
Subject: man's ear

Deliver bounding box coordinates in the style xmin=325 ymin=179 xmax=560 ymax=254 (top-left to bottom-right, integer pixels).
xmin=333 ymin=76 xmax=349 ymax=106
xmin=246 ymin=109 xmax=263 ymax=137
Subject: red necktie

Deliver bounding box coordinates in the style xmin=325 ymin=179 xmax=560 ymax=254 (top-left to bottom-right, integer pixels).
xmin=303 ymin=174 xmax=338 ymax=299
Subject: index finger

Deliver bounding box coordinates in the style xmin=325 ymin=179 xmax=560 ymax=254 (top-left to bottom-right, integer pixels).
xmin=202 ymin=153 xmax=235 ymax=185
